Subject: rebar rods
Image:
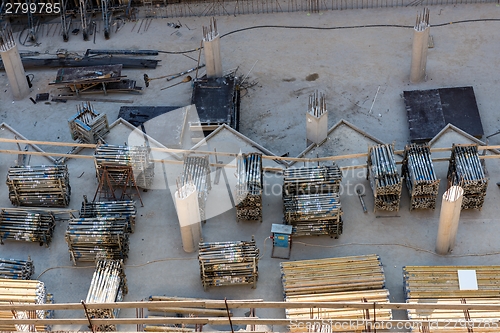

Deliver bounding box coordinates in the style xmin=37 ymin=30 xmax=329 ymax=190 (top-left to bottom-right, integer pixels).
xmin=236 ymin=153 xmax=263 ymax=222
xmin=0 ymin=209 xmax=56 ymax=246
xmin=80 ymin=198 xmax=136 ymax=233
xmin=6 ymin=165 xmax=71 ymax=207
xmin=447 ymin=144 xmax=488 ymax=210
xmin=202 ymin=17 xmax=218 ymax=41
xmin=198 ymin=237 xmax=259 ymax=290
xmin=0 ymin=257 xmax=34 ymax=280
xmin=181 ymin=155 xmax=211 ymax=223
xmin=68 ymin=102 xmax=110 ymax=143
xmin=308 ymin=90 xmax=326 ymax=118
xmin=402 ymin=144 xmax=440 ymax=210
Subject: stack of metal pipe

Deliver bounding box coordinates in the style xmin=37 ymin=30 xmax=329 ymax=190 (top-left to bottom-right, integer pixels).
xmin=368 ymin=144 xmax=402 ymax=212
xmin=0 ymin=257 xmax=34 ymax=280
xmin=0 ymin=208 xmax=56 ymax=246
xmin=402 ymin=144 xmax=440 ymax=210
xmin=181 ymin=155 xmax=211 ymax=223
xmin=282 ymin=164 xmax=343 ymax=237
xmin=65 ymin=217 xmax=130 ymax=264
xmin=80 ymin=198 xmax=136 ymax=233
xmin=198 ymin=238 xmax=259 ymax=290
xmin=236 ymin=153 xmax=263 ymax=222
xmin=68 ymin=102 xmax=110 ymax=143
xmin=86 ymin=259 xmax=127 ymax=332
xmin=447 ymin=144 xmax=488 ymax=210
xmin=6 ymin=165 xmax=71 ymax=207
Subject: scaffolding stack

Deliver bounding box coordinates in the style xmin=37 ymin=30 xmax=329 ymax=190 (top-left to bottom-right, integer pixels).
xmin=368 ymin=144 xmax=402 ymax=212
xmin=0 ymin=257 xmax=34 ymax=280
xmin=6 ymin=165 xmax=71 ymax=207
xmin=402 ymin=144 xmax=440 ymax=210
xmin=80 ymin=198 xmax=136 ymax=233
xmin=447 ymin=144 xmax=488 ymax=210
xmin=181 ymin=155 xmax=211 ymax=223
xmin=282 ymin=165 xmax=343 ymax=237
xmin=236 ymin=153 xmax=263 ymax=222
xmin=198 ymin=238 xmax=259 ymax=290
xmin=68 ymin=102 xmax=110 ymax=143
xmin=0 ymin=208 xmax=56 ymax=246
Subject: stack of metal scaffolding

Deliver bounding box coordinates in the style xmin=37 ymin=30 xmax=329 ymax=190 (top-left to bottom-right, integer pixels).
xmin=80 ymin=198 xmax=136 ymax=233
xmin=447 ymin=144 xmax=488 ymax=210
xmin=282 ymin=165 xmax=343 ymax=237
xmin=65 ymin=217 xmax=130 ymax=264
xmin=0 ymin=208 xmax=56 ymax=246
xmin=402 ymin=144 xmax=440 ymax=210
xmin=236 ymin=153 xmax=263 ymax=222
xmin=68 ymin=102 xmax=109 ymax=143
xmin=368 ymin=144 xmax=402 ymax=212
xmin=181 ymin=155 xmax=211 ymax=223
xmin=85 ymin=259 xmax=127 ymax=332
xmin=198 ymin=238 xmax=259 ymax=290
xmin=0 ymin=257 xmax=34 ymax=280
xmin=6 ymin=165 xmax=71 ymax=207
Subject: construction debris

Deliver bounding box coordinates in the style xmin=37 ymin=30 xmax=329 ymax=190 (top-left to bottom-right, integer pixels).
xmin=80 ymin=197 xmax=136 ymax=233
xmin=181 ymin=155 xmax=211 ymax=223
xmin=0 ymin=257 xmax=34 ymax=280
xmin=68 ymin=102 xmax=110 ymax=144
xmin=0 ymin=209 xmax=56 ymax=246
xmin=236 ymin=153 xmax=263 ymax=222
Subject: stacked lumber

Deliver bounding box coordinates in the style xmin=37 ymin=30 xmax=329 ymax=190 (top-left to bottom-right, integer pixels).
xmin=198 ymin=238 xmax=259 ymax=290
xmin=402 ymin=144 xmax=440 ymax=210
xmin=283 ymin=165 xmax=343 ymax=237
xmin=181 ymin=155 xmax=211 ymax=223
xmin=281 ymin=255 xmax=392 ymax=332
xmin=404 ymin=265 xmax=500 ymax=332
xmin=80 ymin=198 xmax=136 ymax=233
xmin=368 ymin=144 xmax=402 ymax=212
xmin=6 ymin=165 xmax=71 ymax=207
xmin=68 ymin=102 xmax=109 ymax=143
xmin=236 ymin=153 xmax=263 ymax=222
xmin=0 ymin=208 xmax=56 ymax=246
xmin=0 ymin=257 xmax=34 ymax=280
xmin=447 ymin=144 xmax=488 ymax=210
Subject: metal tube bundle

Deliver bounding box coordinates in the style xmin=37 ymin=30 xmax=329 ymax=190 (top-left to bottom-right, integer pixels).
xmin=236 ymin=153 xmax=263 ymax=222
xmin=181 ymin=155 xmax=211 ymax=223
xmin=0 ymin=257 xmax=34 ymax=280
xmin=368 ymin=144 xmax=402 ymax=212
xmin=85 ymin=259 xmax=127 ymax=332
xmin=402 ymin=144 xmax=440 ymax=210
xmin=447 ymin=144 xmax=488 ymax=210
xmin=283 ymin=165 xmax=342 ymax=195
xmin=68 ymin=102 xmax=110 ymax=143
xmin=198 ymin=238 xmax=259 ymax=290
xmin=80 ymin=198 xmax=136 ymax=233
xmin=6 ymin=165 xmax=71 ymax=207
xmin=0 ymin=208 xmax=56 ymax=246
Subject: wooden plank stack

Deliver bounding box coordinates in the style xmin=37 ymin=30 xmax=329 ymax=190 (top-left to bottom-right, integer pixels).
xmin=6 ymin=165 xmax=71 ymax=207
xmin=447 ymin=144 xmax=488 ymax=210
xmin=181 ymin=155 xmax=211 ymax=223
xmin=404 ymin=265 xmax=500 ymax=332
xmin=402 ymin=144 xmax=440 ymax=210
xmin=0 ymin=257 xmax=34 ymax=280
xmin=281 ymin=255 xmax=392 ymax=332
xmin=236 ymin=153 xmax=263 ymax=222
xmin=68 ymin=102 xmax=110 ymax=143
xmin=368 ymin=144 xmax=402 ymax=212
xmin=283 ymin=165 xmax=343 ymax=237
xmin=85 ymin=259 xmax=127 ymax=332
xmin=0 ymin=208 xmax=56 ymax=246
xmin=198 ymin=238 xmax=259 ymax=290
xmin=80 ymin=198 xmax=136 ymax=233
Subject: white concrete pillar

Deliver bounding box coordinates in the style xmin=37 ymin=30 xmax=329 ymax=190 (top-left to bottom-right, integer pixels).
xmin=436 ymin=186 xmax=464 ymax=255
xmin=0 ymin=27 xmax=30 ymax=100
xmin=203 ymin=18 xmax=222 ymax=78
xmin=410 ymin=9 xmax=430 ymax=83
xmin=175 ymin=183 xmax=202 ymax=253
xmin=306 ymin=91 xmax=328 ymax=146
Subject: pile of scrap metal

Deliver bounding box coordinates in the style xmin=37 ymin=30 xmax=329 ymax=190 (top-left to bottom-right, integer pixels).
xmin=68 ymin=102 xmax=109 ymax=143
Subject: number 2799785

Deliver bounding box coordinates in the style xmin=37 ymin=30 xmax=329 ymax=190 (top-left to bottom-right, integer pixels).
xmin=3 ymin=2 xmax=61 ymax=14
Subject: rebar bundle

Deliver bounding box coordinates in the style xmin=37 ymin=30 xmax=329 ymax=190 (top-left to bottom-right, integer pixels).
xmin=198 ymin=238 xmax=259 ymax=290
xmin=308 ymin=90 xmax=327 ymax=118
xmin=181 ymin=155 xmax=211 ymax=223
xmin=402 ymin=144 xmax=440 ymax=210
xmin=368 ymin=144 xmax=402 ymax=212
xmin=236 ymin=153 xmax=263 ymax=222
xmin=80 ymin=198 xmax=136 ymax=233
xmin=85 ymin=259 xmax=127 ymax=332
xmin=0 ymin=209 xmax=56 ymax=246
xmin=283 ymin=165 xmax=342 ymax=195
xmin=0 ymin=24 xmax=15 ymax=52
xmin=6 ymin=165 xmax=71 ymax=207
xmin=68 ymin=102 xmax=110 ymax=144
xmin=415 ymin=7 xmax=430 ymax=32
xmin=65 ymin=217 xmax=130 ymax=264
xmin=0 ymin=257 xmax=34 ymax=280
xmin=202 ymin=17 xmax=218 ymax=41
xmin=447 ymin=144 xmax=488 ymax=210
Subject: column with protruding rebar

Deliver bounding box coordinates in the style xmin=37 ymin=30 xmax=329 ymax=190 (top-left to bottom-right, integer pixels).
xmin=436 ymin=186 xmax=464 ymax=255
xmin=306 ymin=91 xmax=328 ymax=146
xmin=203 ymin=18 xmax=222 ymax=78
xmin=0 ymin=25 xmax=30 ymax=100
xmin=410 ymin=8 xmax=430 ymax=83
xmin=175 ymin=182 xmax=202 ymax=253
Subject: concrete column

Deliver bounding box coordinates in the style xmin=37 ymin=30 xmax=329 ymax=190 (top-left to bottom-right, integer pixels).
xmin=410 ymin=9 xmax=430 ymax=83
xmin=175 ymin=183 xmax=202 ymax=253
xmin=306 ymin=91 xmax=328 ymax=146
xmin=0 ymin=27 xmax=30 ymax=100
xmin=203 ymin=18 xmax=222 ymax=78
xmin=436 ymin=186 xmax=464 ymax=255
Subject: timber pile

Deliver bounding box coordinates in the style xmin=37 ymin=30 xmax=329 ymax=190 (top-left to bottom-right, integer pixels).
xmin=181 ymin=155 xmax=211 ymax=223
xmin=404 ymin=266 xmax=500 ymax=332
xmin=283 ymin=165 xmax=343 ymax=237
xmin=198 ymin=238 xmax=259 ymax=290
xmin=402 ymin=144 xmax=440 ymax=210
xmin=447 ymin=144 xmax=488 ymax=210
xmin=86 ymin=259 xmax=127 ymax=332
xmin=368 ymin=144 xmax=402 ymax=212
xmin=0 ymin=209 xmax=56 ymax=246
xmin=6 ymin=165 xmax=71 ymax=207
xmin=236 ymin=153 xmax=263 ymax=222
xmin=68 ymin=102 xmax=110 ymax=143
xmin=80 ymin=198 xmax=136 ymax=233
xmin=281 ymin=255 xmax=392 ymax=332
xmin=0 ymin=257 xmax=34 ymax=280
